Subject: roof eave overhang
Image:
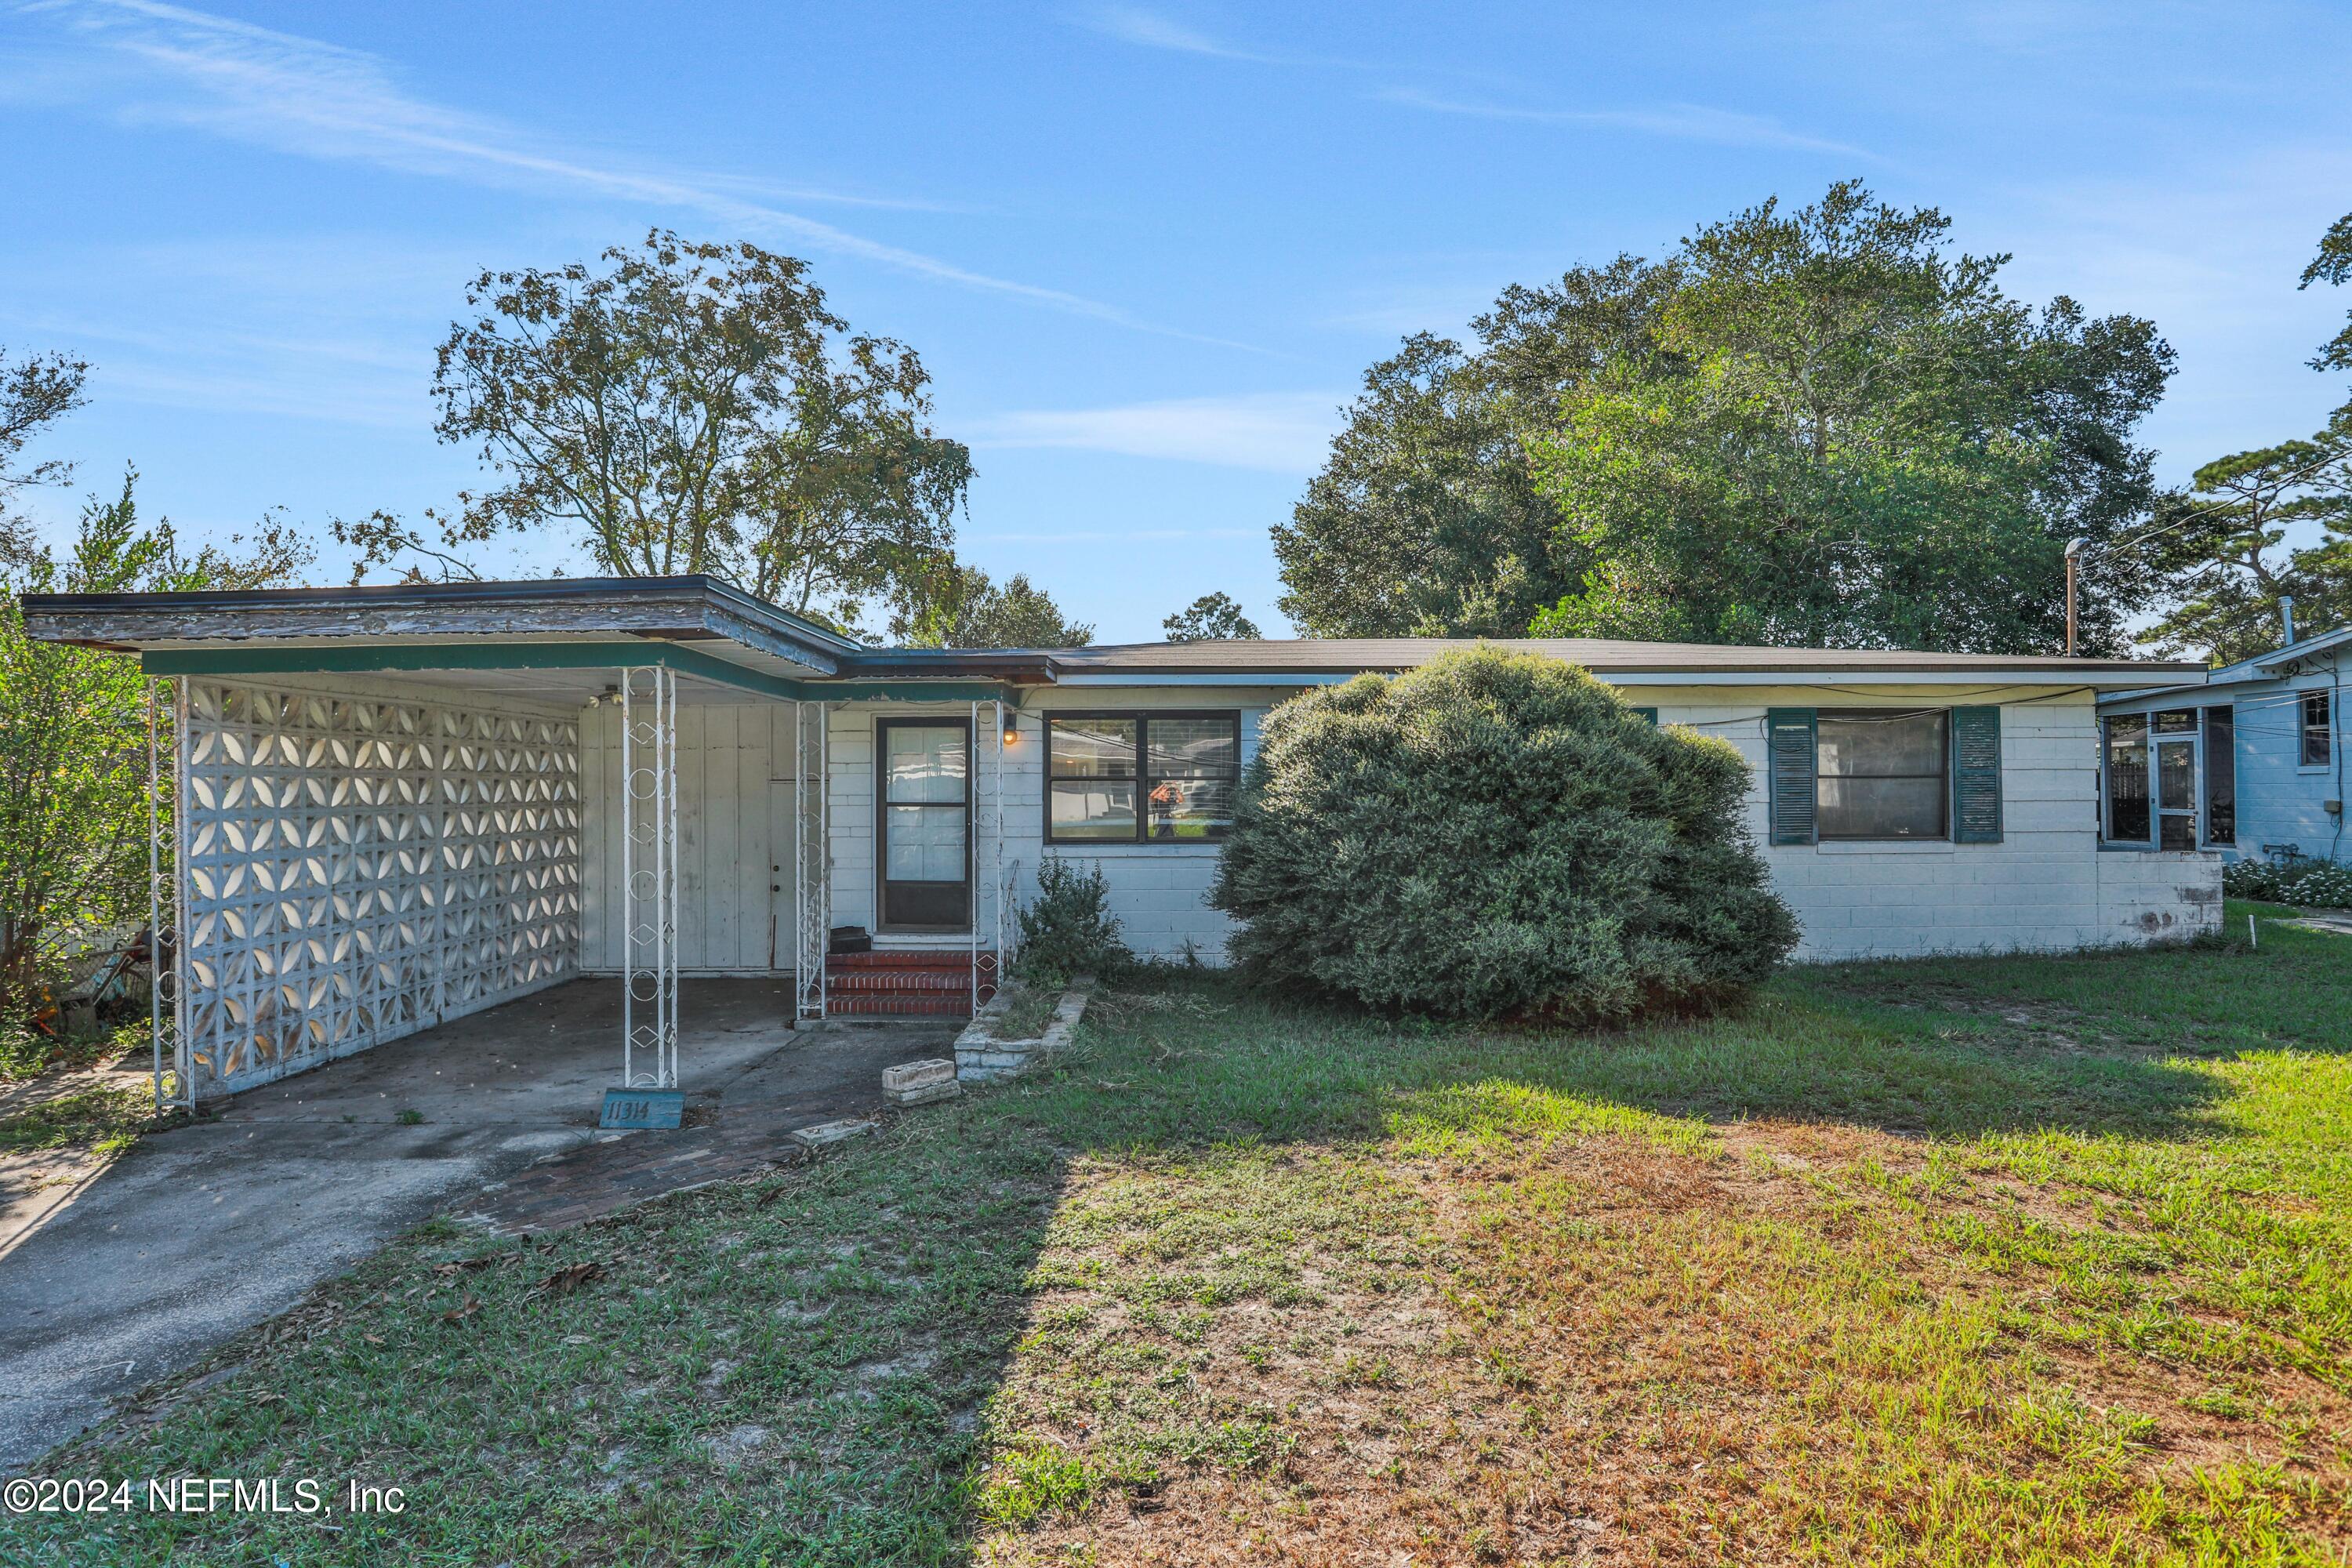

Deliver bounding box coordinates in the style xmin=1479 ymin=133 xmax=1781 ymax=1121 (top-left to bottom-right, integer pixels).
xmin=18 ymin=575 xmax=856 ymax=677
xmin=1056 ymin=663 xmax=2208 ymax=689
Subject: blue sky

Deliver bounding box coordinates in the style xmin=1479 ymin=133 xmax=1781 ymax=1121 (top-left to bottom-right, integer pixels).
xmin=4 ymin=0 xmax=2350 ymax=641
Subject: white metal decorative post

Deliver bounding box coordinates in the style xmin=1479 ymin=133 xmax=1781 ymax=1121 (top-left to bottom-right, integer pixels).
xmin=971 ymin=699 xmax=982 ymax=1013
xmin=991 ymin=699 xmax=1006 ymax=988
xmin=793 ymin=701 xmax=829 ymax=1022
xmin=147 ymin=677 xmax=191 ymax=1112
xmin=619 ymin=666 xmax=679 ymax=1088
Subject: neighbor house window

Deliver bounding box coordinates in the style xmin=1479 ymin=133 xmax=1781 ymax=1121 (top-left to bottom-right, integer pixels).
xmin=1046 ymin=713 xmax=1240 ymax=844
xmin=1815 ymin=709 xmax=1948 ymax=840
xmin=2303 ymin=690 xmax=2333 ymax=768
xmin=2102 ymin=715 xmax=2150 ymax=843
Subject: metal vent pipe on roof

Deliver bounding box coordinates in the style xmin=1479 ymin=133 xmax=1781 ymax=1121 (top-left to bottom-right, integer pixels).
xmin=2283 ymin=595 xmax=2298 ymax=645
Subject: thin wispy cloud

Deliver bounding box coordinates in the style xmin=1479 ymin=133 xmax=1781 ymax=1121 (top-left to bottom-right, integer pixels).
xmin=1381 ymin=87 xmax=1873 ymax=159
xmin=969 ymin=391 xmax=1344 ymax=474
xmin=13 ymin=0 xmax=1204 ymax=336
xmin=1073 ymin=7 xmax=1870 ymax=160
xmin=1072 ymin=3 xmax=1360 ymax=67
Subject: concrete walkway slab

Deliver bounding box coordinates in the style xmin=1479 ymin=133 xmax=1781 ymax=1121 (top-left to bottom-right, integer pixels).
xmin=459 ymin=1018 xmax=957 ymax=1236
xmin=0 ymin=977 xmax=847 ymax=1473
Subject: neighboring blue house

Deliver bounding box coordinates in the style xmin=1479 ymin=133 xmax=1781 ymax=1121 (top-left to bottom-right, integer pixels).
xmin=2096 ymin=624 xmax=2350 ymax=864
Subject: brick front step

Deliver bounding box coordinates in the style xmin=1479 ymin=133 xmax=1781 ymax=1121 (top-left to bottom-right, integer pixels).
xmin=827 ymin=993 xmax=982 ymax=1018
xmin=824 ymin=951 xmax=997 ymax=1017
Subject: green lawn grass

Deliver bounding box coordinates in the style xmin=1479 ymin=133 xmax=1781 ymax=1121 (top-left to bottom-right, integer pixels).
xmin=7 ymin=902 xmax=2348 ymax=1565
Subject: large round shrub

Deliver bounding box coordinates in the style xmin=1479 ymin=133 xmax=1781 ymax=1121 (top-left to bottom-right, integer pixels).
xmin=1208 ymin=648 xmax=1798 ymax=1021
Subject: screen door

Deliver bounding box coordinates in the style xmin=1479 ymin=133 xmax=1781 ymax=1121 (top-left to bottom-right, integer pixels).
xmin=878 ymin=720 xmax=971 ymax=930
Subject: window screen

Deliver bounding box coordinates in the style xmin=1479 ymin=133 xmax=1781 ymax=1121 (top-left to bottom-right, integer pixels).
xmin=1047 ymin=713 xmax=1240 ymax=844
xmin=2203 ymin=706 xmax=2235 ymax=846
xmin=2103 ymin=716 xmax=2149 ymax=843
xmin=1816 ymin=710 xmax=1948 ymax=840
xmin=2303 ymin=691 xmax=2334 ymax=768
xmin=1045 ymin=717 xmax=1138 ymax=841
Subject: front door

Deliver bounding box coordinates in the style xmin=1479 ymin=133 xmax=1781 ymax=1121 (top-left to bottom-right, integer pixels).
xmin=877 ymin=719 xmax=971 ymax=931
xmin=2155 ymin=736 xmax=2198 ymax=851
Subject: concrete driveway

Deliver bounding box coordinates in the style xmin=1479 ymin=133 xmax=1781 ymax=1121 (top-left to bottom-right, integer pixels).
xmin=0 ymin=978 xmax=907 ymax=1472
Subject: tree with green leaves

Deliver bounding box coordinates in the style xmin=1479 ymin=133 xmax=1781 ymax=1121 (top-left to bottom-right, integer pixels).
xmin=426 ymin=230 xmax=971 ymax=630
xmin=0 ymin=468 xmax=309 ymax=1012
xmin=1 ymin=345 xmax=90 ymax=557
xmin=2306 ymin=209 xmax=2352 ymax=405
xmin=1162 ymin=591 xmax=1259 ymax=641
xmin=2137 ymin=208 xmax=2352 ymax=662
xmin=888 ymin=563 xmax=1092 ymax=648
xmin=1280 ymin=185 xmax=2172 ymax=654
xmin=1274 ymin=333 xmax=1583 ymax=638
xmin=1528 ymin=183 xmax=2171 ymax=653
xmin=2137 ymin=432 xmax=2352 ymax=662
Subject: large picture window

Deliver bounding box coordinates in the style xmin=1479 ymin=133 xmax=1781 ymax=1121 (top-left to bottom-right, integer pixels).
xmin=1046 ymin=713 xmax=1240 ymax=844
xmin=1816 ymin=709 xmax=1947 ymax=840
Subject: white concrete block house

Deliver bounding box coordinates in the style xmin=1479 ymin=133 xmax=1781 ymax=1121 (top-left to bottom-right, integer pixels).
xmin=21 ymin=576 xmax=2221 ymax=1102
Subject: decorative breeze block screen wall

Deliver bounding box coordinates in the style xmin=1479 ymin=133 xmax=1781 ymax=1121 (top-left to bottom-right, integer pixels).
xmin=179 ymin=681 xmax=582 ymax=1095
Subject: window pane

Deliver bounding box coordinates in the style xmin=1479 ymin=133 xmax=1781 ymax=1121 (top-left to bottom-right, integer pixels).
xmin=885 ymin=804 xmax=964 ymax=880
xmin=885 ymin=726 xmax=966 ymax=804
xmin=2304 ymin=692 xmax=2332 ymax=768
xmin=1818 ymin=711 xmax=1947 ymax=778
xmin=1144 ymin=717 xmax=1238 ymax=779
xmin=1146 ymin=778 xmax=1234 ymax=840
xmin=2152 ymin=708 xmax=2197 ymax=735
xmin=2156 ymin=740 xmax=2195 ymax=811
xmin=2104 ymin=717 xmax=2149 ymax=842
xmin=1817 ymin=710 xmax=1946 ymax=838
xmin=1818 ymin=776 xmax=1947 ymax=839
xmin=1050 ymin=779 xmax=1138 ymax=840
xmin=2159 ymin=813 xmax=2197 ymax=851
xmin=1049 ymin=718 xmax=1137 ymax=779
xmin=2204 ymin=707 xmax=2235 ymax=845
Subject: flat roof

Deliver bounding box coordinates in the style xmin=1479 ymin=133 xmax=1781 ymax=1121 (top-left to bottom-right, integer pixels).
xmin=18 ymin=576 xmax=2209 ymax=692
xmin=1051 ymin=637 xmax=2204 ymax=681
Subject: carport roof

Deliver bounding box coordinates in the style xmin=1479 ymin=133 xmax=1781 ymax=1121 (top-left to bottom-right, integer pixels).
xmin=19 ymin=575 xmax=1054 ymax=704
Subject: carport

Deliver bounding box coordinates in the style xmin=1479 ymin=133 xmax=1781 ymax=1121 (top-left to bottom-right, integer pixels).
xmin=20 ymin=577 xmax=1025 ymax=1109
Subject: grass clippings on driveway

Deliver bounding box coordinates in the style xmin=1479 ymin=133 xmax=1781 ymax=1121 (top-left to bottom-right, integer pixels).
xmin=6 ymin=902 xmax=2350 ymax=1565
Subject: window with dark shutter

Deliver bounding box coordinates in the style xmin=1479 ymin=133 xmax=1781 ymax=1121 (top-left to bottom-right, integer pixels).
xmin=1949 ymin=706 xmax=2002 ymax=844
xmin=1766 ymin=709 xmax=1817 ymax=845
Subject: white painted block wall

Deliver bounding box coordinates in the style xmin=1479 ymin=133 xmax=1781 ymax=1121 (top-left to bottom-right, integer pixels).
xmin=574 ymin=684 xmax=2222 ymax=974
xmin=1692 ymin=688 xmax=2219 ymax=959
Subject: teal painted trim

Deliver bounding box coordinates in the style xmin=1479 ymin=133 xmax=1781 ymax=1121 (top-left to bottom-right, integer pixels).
xmin=815 ymin=681 xmax=1014 ymax=703
xmin=139 ymin=641 xmax=1014 ymax=706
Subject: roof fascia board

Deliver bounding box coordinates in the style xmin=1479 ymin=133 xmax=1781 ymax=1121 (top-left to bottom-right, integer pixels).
xmin=141 ymin=641 xmax=815 ymax=702
xmin=1058 ymin=668 xmax=2196 ymax=689
xmin=140 ymin=641 xmax=1021 ymax=707
xmin=24 ymin=575 xmax=851 ymax=676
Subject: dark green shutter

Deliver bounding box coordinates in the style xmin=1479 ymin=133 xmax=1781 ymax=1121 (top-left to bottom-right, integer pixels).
xmin=1950 ymin=705 xmax=2003 ymax=844
xmin=1766 ymin=708 xmax=1817 ymax=845
xmin=1632 ymin=706 xmax=1658 ymax=724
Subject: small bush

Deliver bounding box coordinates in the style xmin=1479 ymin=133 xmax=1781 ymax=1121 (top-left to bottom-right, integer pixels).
xmin=2226 ymin=855 xmax=2352 ymax=907
xmin=1014 ymin=858 xmax=1132 ymax=987
xmin=1208 ymin=648 xmax=1798 ymax=1022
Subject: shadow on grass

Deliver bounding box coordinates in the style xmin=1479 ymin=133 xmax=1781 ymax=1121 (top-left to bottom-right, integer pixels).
xmin=5 ymin=923 xmax=2336 ymax=1565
